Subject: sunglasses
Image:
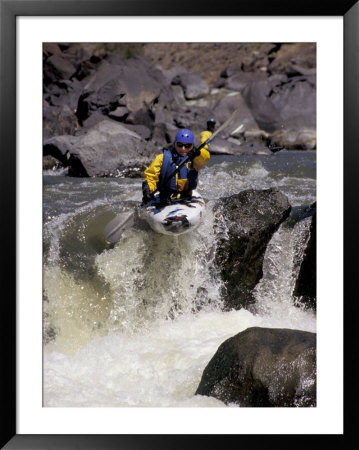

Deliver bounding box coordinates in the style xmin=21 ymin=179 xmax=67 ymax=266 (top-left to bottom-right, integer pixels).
xmin=176 ymin=142 xmax=193 ymax=149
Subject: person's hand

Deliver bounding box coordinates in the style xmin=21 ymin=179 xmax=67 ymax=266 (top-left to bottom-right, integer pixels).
xmin=142 ymin=191 xmax=153 ymax=204
xmin=187 ymin=146 xmax=201 ymax=160
xmin=142 ymin=182 xmax=154 ymax=204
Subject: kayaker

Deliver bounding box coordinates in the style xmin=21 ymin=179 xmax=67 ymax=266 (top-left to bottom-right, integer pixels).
xmin=142 ymin=128 xmax=210 ymax=204
xmin=200 ymin=118 xmax=216 ymax=152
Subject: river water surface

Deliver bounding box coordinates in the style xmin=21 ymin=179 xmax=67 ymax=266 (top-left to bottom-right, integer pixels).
xmin=43 ymin=151 xmax=316 ymax=407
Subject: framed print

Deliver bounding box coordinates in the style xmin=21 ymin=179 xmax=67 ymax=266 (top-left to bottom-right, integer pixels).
xmin=1 ymin=0 xmax=358 ymax=448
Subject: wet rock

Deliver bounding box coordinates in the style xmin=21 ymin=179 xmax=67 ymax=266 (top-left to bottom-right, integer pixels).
xmin=196 ymin=327 xmax=316 ymax=407
xmin=213 ymin=188 xmax=291 ymax=310
xmin=43 ymin=155 xmax=64 ymax=171
xmin=43 ymin=119 xmax=159 ymax=177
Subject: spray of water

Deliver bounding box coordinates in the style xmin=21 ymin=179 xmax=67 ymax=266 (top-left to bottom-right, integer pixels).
xmin=43 ymin=154 xmax=316 ymax=406
xmin=95 ymin=205 xmax=224 ymax=335
xmin=253 ymin=217 xmax=316 ymax=331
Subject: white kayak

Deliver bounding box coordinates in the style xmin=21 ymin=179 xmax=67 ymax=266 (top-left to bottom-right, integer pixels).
xmin=140 ymin=190 xmax=205 ymax=235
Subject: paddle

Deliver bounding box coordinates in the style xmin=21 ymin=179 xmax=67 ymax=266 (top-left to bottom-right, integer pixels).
xmin=104 ymin=210 xmax=135 ymax=244
xmin=103 ymin=109 xmax=242 ymax=243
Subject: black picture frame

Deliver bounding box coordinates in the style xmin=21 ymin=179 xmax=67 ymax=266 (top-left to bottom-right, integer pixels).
xmin=1 ymin=0 xmax=357 ymax=448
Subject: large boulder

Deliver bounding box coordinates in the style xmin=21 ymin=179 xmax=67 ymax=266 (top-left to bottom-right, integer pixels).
xmin=43 ymin=54 xmax=77 ymax=85
xmin=213 ymin=188 xmax=291 ymax=310
xmin=220 ymin=67 xmax=268 ymax=92
xmin=172 ymin=71 xmax=210 ymax=100
xmin=43 ymin=120 xmax=159 ymax=177
xmin=75 ymin=56 xmax=168 ymax=128
xmin=242 ymin=73 xmax=316 ymax=142
xmin=42 ymin=43 xmax=318 ymax=172
xmin=212 ymin=93 xmax=262 ymax=137
xmin=196 ymin=327 xmax=316 ymax=407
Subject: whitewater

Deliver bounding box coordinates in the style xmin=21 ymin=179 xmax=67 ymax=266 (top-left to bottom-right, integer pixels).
xmin=42 ymin=152 xmax=316 ymax=408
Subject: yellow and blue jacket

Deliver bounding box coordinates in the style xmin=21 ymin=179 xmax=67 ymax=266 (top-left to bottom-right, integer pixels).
xmin=143 ymin=146 xmax=210 ymax=198
xmin=200 ymin=130 xmax=213 ymax=151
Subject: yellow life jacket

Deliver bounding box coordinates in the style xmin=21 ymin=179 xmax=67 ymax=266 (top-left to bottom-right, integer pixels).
xmin=143 ymin=147 xmax=210 ymax=197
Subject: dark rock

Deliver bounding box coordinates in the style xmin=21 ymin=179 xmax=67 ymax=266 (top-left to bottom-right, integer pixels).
xmin=242 ymin=74 xmax=316 ymax=135
xmin=114 ymin=56 xmax=166 ymax=112
xmin=293 ymin=206 xmax=316 ymax=310
xmin=79 ymin=111 xmax=109 ymax=131
xmin=72 ymin=58 xmax=101 ymax=82
xmin=43 ymin=43 xmax=63 ymax=57
xmin=42 ymin=43 xmax=317 ymax=177
xmin=43 ymin=54 xmax=77 ymax=85
xmin=154 ymin=103 xmax=175 ymax=127
xmin=75 ymin=61 xmax=125 ymax=123
xmin=268 ymin=43 xmax=316 ymax=75
xmin=44 ymin=78 xmax=84 ymax=112
xmin=161 ymin=66 xmax=188 ymax=83
xmin=212 ymin=93 xmax=262 ymax=138
xmin=172 ymin=71 xmax=209 ymax=100
xmin=43 ymin=101 xmax=79 ymax=139
xmin=108 ymin=106 xmax=130 ymax=121
xmin=196 ymin=327 xmax=316 ymax=407
xmin=213 ymin=188 xmax=291 ymax=310
xmin=43 ymin=155 xmax=64 ymax=171
xmin=122 ymin=124 xmax=152 ymax=140
xmin=151 ymin=123 xmax=175 ymax=148
xmin=104 ymin=53 xmax=125 ymax=66
xmin=43 ymin=119 xmax=159 ymax=177
xmin=224 ymin=70 xmax=267 ymax=92
xmin=220 ymin=65 xmax=242 ymax=78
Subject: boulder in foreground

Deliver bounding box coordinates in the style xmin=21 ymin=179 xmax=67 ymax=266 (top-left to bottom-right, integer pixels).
xmin=196 ymin=327 xmax=316 ymax=407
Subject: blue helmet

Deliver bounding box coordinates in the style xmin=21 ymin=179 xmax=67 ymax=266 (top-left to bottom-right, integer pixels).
xmin=175 ymin=129 xmax=194 ymax=144
xmin=207 ymin=118 xmax=216 ymax=124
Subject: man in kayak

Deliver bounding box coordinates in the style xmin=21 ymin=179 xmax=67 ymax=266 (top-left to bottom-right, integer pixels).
xmin=142 ymin=128 xmax=210 ymax=204
xmin=200 ymin=118 xmax=216 ymax=151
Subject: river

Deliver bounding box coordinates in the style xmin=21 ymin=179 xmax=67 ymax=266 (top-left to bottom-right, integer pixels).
xmin=43 ymin=151 xmax=316 ymax=407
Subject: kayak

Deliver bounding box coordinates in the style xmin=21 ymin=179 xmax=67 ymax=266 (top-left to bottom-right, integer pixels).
xmin=139 ymin=190 xmax=205 ymax=235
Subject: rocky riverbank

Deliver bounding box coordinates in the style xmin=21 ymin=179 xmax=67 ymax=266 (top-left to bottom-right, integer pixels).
xmin=43 ymin=42 xmax=316 ymax=177
xmin=43 ymin=43 xmax=317 ymax=408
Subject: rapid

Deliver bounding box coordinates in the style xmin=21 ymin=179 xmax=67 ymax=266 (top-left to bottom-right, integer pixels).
xmin=43 ymin=151 xmax=316 ymax=407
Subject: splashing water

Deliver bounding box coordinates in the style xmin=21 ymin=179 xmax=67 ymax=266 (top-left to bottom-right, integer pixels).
xmin=43 ymin=152 xmax=316 ymax=407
